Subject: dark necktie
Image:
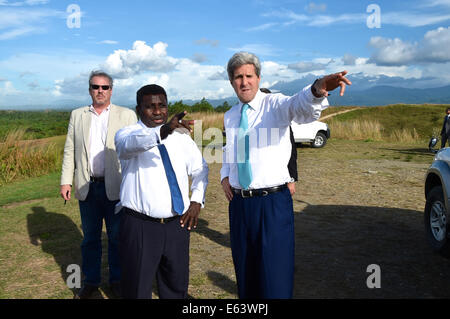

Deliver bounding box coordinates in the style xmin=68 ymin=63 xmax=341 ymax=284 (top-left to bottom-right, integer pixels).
xmin=158 ymin=144 xmax=184 ymax=215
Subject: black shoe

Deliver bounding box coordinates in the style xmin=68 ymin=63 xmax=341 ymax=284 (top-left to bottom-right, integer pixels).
xmin=74 ymin=284 xmax=99 ymax=299
xmin=110 ymin=282 xmax=122 ymax=299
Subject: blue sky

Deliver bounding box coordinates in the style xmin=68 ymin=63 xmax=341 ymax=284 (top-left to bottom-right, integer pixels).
xmin=1 ymin=0 xmax=450 ymax=108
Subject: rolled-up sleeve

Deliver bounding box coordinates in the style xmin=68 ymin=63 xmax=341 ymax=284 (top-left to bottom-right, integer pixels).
xmin=115 ymin=124 xmax=162 ymax=160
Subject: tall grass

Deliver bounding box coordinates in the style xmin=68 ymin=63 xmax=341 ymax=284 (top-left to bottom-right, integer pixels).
xmin=328 ymin=119 xmax=422 ymax=143
xmin=0 ymin=128 xmax=61 ymax=186
xmin=328 ymin=119 xmax=383 ymax=141
xmin=187 ymin=112 xmax=224 ymax=131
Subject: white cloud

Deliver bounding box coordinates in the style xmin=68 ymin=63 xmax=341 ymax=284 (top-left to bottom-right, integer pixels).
xmin=0 ymin=0 xmax=49 ymax=6
xmin=368 ymin=26 xmax=450 ymax=66
xmin=259 ymin=8 xmax=450 ymax=29
xmin=98 ymin=40 xmax=119 ymax=45
xmin=288 ymin=60 xmax=332 ymax=73
xmin=102 ymin=41 xmax=178 ymax=79
xmin=0 ymin=7 xmax=64 ymax=40
xmin=245 ymin=23 xmax=278 ymax=32
xmin=194 ymin=38 xmax=219 ymax=47
xmin=190 ymin=53 xmax=208 ymax=63
xmin=342 ymin=54 xmax=357 ymax=66
xmin=0 ymin=81 xmax=19 ymax=95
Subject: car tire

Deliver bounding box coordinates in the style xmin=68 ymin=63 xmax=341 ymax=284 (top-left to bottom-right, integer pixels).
xmin=424 ymin=185 xmax=450 ymax=258
xmin=311 ymin=132 xmax=327 ymax=148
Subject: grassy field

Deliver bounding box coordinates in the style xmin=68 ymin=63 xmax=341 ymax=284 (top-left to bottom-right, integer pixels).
xmin=2 ymin=105 xmax=450 ymax=299
xmin=1 ymin=138 xmax=449 ymax=298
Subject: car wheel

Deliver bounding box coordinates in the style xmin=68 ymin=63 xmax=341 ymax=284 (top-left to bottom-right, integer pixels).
xmin=311 ymin=132 xmax=327 ymax=148
xmin=424 ymin=186 xmax=450 ymax=258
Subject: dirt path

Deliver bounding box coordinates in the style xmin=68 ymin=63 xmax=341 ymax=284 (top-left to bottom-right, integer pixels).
xmin=321 ymin=108 xmax=359 ymax=120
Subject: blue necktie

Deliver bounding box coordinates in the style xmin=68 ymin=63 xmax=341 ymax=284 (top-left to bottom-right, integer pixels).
xmin=158 ymin=144 xmax=184 ymax=215
xmin=237 ymin=104 xmax=252 ymax=190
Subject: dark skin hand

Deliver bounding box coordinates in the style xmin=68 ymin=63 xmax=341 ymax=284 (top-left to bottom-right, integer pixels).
xmin=159 ymin=111 xmax=199 ymax=230
xmin=160 ymin=111 xmax=195 ymax=140
xmin=180 ymin=201 xmax=201 ymax=230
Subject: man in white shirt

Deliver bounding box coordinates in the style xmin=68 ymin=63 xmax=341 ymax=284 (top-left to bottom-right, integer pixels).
xmin=221 ymin=52 xmax=351 ymax=299
xmin=115 ymin=84 xmax=209 ymax=299
xmin=60 ymin=71 xmax=137 ymax=298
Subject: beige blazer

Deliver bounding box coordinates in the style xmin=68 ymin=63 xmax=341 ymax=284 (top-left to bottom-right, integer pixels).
xmin=61 ymin=104 xmax=137 ymax=201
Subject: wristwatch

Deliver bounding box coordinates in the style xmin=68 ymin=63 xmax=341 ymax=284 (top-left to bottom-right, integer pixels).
xmin=311 ymin=78 xmax=325 ymax=98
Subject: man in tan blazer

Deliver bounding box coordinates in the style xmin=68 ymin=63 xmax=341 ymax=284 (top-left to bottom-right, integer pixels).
xmin=60 ymin=70 xmax=137 ymax=299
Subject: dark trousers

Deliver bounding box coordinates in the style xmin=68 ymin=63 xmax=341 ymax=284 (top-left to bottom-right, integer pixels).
xmin=78 ymin=182 xmax=121 ymax=286
xmin=229 ymin=187 xmax=295 ymax=299
xmin=119 ymin=209 xmax=190 ymax=299
xmin=441 ymin=134 xmax=449 ymax=149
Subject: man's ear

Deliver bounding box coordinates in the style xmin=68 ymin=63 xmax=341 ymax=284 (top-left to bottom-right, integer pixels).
xmin=135 ymin=105 xmax=140 ymax=119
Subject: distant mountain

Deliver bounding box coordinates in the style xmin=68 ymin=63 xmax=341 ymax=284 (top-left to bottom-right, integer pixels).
xmin=270 ymin=74 xmax=450 ymax=106
xmin=1 ymin=74 xmax=449 ymax=111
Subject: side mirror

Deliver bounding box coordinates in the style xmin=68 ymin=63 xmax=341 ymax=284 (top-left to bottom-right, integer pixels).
xmin=429 ymin=137 xmax=439 ymax=153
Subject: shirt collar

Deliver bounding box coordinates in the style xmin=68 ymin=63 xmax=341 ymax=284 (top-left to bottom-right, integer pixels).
xmin=89 ymin=104 xmax=111 ymax=115
xmin=239 ymin=89 xmax=263 ymax=113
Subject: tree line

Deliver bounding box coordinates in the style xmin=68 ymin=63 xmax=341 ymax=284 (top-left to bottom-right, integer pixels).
xmin=168 ymin=98 xmax=232 ymax=115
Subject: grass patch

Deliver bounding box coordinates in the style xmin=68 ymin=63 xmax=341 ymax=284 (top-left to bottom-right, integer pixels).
xmin=0 ymin=171 xmax=61 ymax=207
xmin=0 ymin=129 xmax=63 ymax=186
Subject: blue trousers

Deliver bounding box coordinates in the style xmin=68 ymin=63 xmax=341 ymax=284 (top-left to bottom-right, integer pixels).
xmin=79 ymin=181 xmax=120 ymax=286
xmin=229 ymin=187 xmax=294 ymax=299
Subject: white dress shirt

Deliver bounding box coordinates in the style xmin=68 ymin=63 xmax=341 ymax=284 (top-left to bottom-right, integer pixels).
xmin=89 ymin=105 xmax=110 ymax=177
xmin=115 ymin=121 xmax=209 ymax=218
xmin=221 ymin=85 xmax=328 ymax=189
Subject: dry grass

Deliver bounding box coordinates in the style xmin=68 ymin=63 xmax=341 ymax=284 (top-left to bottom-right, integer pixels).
xmin=0 ymin=128 xmax=61 ymax=186
xmin=328 ymin=119 xmax=422 ymax=143
xmin=187 ymin=112 xmax=224 ymax=131
xmin=328 ymin=119 xmax=383 ymax=141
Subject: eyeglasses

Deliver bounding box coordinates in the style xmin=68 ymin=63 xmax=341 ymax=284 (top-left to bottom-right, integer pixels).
xmin=90 ymin=84 xmax=111 ymax=90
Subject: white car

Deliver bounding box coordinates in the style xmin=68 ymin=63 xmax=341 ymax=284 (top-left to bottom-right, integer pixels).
xmin=291 ymin=121 xmax=330 ymax=148
xmin=424 ymin=146 xmax=450 ymax=258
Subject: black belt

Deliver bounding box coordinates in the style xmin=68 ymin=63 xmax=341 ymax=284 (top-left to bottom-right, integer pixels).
xmin=231 ymin=184 xmax=287 ymax=198
xmin=124 ymin=207 xmax=179 ymax=224
xmin=90 ymin=176 xmax=105 ymax=183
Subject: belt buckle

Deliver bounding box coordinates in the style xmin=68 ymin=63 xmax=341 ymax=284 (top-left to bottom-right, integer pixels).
xmin=261 ymin=190 xmax=269 ymax=196
xmin=160 ymin=218 xmax=165 ymax=224
xmin=241 ymin=189 xmax=252 ymax=198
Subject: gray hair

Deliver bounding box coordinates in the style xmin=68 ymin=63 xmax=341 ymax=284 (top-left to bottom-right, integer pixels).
xmin=227 ymin=52 xmax=261 ymax=81
xmin=89 ymin=70 xmax=113 ymax=87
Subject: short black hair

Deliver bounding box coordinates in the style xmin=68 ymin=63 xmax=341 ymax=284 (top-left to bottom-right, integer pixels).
xmin=136 ymin=84 xmax=167 ymax=107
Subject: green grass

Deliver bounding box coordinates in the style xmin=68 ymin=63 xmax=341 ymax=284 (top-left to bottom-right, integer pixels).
xmin=0 ymin=171 xmax=61 ymax=207
xmin=326 ymin=104 xmax=449 ymax=140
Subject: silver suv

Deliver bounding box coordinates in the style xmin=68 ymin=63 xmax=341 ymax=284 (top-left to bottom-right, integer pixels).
xmin=424 ymin=146 xmax=450 ymax=258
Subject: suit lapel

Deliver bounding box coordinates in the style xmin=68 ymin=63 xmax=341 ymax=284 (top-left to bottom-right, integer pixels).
xmin=82 ymin=107 xmax=92 ymax=163
xmin=106 ymin=104 xmax=116 ymax=148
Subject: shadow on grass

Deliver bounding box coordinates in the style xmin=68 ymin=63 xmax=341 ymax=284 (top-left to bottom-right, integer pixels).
xmin=293 ymin=203 xmax=450 ymax=298
xmin=27 ymin=206 xmax=86 ymax=298
xmin=197 ymin=218 xmax=230 ymax=248
xmin=381 ymin=147 xmax=436 ymax=156
xmin=207 ymin=271 xmax=237 ymax=296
